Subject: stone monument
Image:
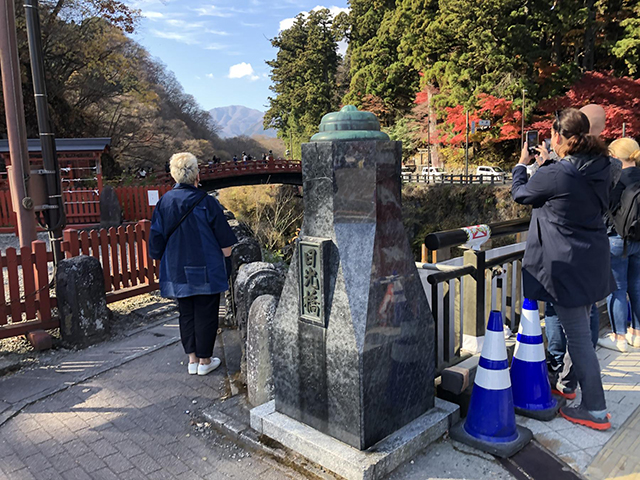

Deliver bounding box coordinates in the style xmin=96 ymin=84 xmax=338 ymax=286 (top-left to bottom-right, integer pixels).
xmin=99 ymin=185 xmax=123 ymax=229
xmin=251 ymin=107 xmax=458 ymax=480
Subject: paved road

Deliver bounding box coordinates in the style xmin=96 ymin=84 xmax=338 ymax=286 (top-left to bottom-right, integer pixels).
xmin=0 ymin=316 xmax=513 ymax=480
xmin=0 ymin=341 xmax=297 ymax=480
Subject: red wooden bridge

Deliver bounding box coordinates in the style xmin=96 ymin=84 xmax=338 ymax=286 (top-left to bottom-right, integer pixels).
xmin=155 ymin=158 xmax=303 ymax=190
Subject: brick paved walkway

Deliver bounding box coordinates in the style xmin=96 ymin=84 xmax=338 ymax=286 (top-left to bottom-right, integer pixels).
xmin=518 ymin=346 xmax=640 ymax=478
xmin=0 ymin=341 xmax=297 ymax=480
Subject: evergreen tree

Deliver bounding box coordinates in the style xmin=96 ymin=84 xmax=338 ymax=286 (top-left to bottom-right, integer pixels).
xmin=264 ymin=9 xmax=340 ymax=157
xmin=344 ymin=0 xmax=420 ymax=126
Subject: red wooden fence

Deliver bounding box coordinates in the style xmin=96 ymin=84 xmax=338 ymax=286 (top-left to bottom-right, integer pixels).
xmin=0 ymin=220 xmax=160 ymax=339
xmin=64 ymin=189 xmax=101 ymax=224
xmin=0 ymin=240 xmax=58 ymax=339
xmin=0 ymin=185 xmax=173 ymax=230
xmin=115 ymin=185 xmax=172 ymax=222
xmin=62 ymin=220 xmax=159 ymax=303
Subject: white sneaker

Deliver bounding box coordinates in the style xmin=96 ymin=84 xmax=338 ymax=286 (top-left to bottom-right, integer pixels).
xmin=598 ymin=334 xmax=628 ymax=353
xmin=626 ymin=332 xmax=640 ymax=348
xmin=188 ymin=363 xmax=198 ymax=375
xmin=197 ymin=358 xmax=221 ymax=376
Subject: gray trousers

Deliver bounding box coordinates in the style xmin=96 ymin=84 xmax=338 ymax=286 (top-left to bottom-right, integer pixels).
xmin=556 ymin=305 xmax=607 ymax=411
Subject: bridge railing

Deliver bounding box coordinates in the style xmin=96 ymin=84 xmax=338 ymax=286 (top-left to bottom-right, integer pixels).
xmin=419 ymin=218 xmax=530 ymax=372
xmin=154 ymin=158 xmax=302 ymax=184
xmin=402 ymin=173 xmax=511 ymax=185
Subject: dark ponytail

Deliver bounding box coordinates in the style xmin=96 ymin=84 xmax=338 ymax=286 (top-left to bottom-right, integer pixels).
xmin=553 ymin=108 xmax=608 ymax=157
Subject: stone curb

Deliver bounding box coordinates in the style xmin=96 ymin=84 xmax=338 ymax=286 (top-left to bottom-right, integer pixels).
xmin=0 ymin=331 xmax=180 ymax=428
xmin=201 ymin=398 xmax=338 ymax=480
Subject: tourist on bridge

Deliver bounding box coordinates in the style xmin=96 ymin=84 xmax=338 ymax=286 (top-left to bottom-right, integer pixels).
xmin=512 ymin=108 xmax=613 ymax=430
xmin=543 ymin=104 xmax=607 ymax=395
xmin=601 ymin=137 xmax=640 ymax=352
xmin=149 ymin=152 xmax=237 ymax=376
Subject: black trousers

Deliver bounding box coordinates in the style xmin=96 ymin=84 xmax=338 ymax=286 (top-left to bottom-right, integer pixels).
xmin=177 ymin=294 xmax=220 ymax=359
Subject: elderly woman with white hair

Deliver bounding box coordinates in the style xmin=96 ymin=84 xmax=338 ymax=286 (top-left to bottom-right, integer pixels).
xmin=150 ymin=152 xmax=237 ymax=375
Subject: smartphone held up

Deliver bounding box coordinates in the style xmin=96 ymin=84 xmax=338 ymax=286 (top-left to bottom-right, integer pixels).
xmin=526 ymin=130 xmax=539 ymax=155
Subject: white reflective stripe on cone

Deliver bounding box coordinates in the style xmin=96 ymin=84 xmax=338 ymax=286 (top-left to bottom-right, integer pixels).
xmin=474 ymin=365 xmax=511 ymax=390
xmin=480 ymin=330 xmax=508 ymax=361
xmin=513 ymin=342 xmax=546 ymax=362
xmin=518 ymin=308 xmax=542 ymax=336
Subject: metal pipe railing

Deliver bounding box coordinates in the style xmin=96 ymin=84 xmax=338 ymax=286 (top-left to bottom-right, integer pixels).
xmin=424 ymin=217 xmax=530 ymax=251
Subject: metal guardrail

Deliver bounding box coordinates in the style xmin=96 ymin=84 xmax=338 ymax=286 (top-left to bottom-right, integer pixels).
xmin=418 ymin=219 xmax=531 ymax=372
xmin=424 ymin=217 xmax=531 ymax=251
xmin=401 ymin=173 xmax=511 ymax=185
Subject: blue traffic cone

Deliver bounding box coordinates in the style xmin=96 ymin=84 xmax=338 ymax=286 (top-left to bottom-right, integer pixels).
xmin=450 ymin=311 xmax=532 ymax=458
xmin=511 ymin=299 xmax=561 ymax=421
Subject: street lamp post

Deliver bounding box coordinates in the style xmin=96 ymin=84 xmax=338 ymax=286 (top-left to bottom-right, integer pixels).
xmin=521 ymin=89 xmax=527 ymax=149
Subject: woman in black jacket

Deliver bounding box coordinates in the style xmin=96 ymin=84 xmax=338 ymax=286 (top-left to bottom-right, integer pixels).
xmin=512 ymin=108 xmax=614 ymax=430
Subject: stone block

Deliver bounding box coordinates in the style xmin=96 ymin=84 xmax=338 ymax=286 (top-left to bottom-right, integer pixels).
xmin=274 ymin=140 xmax=435 ymax=450
xmin=56 ymin=256 xmax=111 ymax=348
xmin=440 ymin=354 xmax=479 ymax=395
xmin=251 ymin=399 xmax=459 ymax=480
xmin=99 ymin=186 xmax=122 ymax=229
xmin=246 ymin=295 xmax=277 ymax=406
xmin=27 ymin=330 xmax=52 ymax=351
xmin=234 ymin=262 xmax=286 ymax=345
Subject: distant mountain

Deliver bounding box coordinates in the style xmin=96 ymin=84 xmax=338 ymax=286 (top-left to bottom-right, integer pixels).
xmin=209 ymin=105 xmax=277 ymax=139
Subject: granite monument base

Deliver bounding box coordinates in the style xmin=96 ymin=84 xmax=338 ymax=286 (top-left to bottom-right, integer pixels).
xmin=250 ymin=399 xmax=459 ymax=480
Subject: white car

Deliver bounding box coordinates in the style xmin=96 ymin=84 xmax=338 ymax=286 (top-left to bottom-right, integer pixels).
xmin=421 ymin=166 xmax=445 ymax=182
xmin=475 ymin=166 xmax=504 ymax=182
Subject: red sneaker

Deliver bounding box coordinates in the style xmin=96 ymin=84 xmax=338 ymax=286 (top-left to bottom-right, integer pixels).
xmin=552 ymin=387 xmax=577 ymax=400
xmin=559 ymin=406 xmax=611 ymax=431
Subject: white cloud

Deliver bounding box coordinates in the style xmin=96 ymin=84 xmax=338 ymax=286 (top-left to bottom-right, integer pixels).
xmin=312 ymin=5 xmax=350 ymax=16
xmin=279 ymin=6 xmax=350 ymax=31
xmin=143 ymin=11 xmax=164 ymax=19
xmin=228 ymin=62 xmax=259 ymax=81
xmin=206 ymin=73 xmax=215 ymax=79
xmin=206 ymin=43 xmax=226 ymax=50
xmin=165 ymin=19 xmax=205 ymax=29
xmin=206 ymin=29 xmax=230 ymax=36
xmin=193 ymin=5 xmax=234 ymax=17
xmin=279 ymin=17 xmax=296 ymax=31
xmin=150 ymin=30 xmax=199 ymax=45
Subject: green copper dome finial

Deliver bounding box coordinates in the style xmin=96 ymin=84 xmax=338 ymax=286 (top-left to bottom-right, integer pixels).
xmin=310 ymin=105 xmax=390 ymax=142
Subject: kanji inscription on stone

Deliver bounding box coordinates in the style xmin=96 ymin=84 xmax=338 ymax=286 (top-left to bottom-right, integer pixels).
xmin=298 ymin=239 xmax=327 ymax=327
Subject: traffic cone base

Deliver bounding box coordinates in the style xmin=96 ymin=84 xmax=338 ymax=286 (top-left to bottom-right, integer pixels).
xmin=450 ymin=311 xmax=532 ymax=458
xmin=450 ymin=422 xmax=533 ymax=458
xmin=511 ymin=299 xmax=559 ymax=421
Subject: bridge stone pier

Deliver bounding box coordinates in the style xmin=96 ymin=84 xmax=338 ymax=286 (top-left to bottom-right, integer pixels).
xmin=250 ymin=106 xmax=458 ymax=480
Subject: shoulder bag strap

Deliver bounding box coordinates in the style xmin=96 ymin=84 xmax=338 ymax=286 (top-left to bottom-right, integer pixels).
xmin=165 ymin=192 xmax=207 ymax=241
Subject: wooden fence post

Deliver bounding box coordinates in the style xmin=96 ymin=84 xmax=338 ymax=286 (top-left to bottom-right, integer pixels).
xmin=139 ymin=220 xmax=156 ymax=287
xmin=33 ymin=240 xmax=51 ymax=321
xmin=462 ymin=248 xmax=486 ymax=353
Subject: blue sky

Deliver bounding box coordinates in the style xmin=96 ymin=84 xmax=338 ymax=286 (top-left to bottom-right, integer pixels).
xmin=130 ymin=0 xmax=349 ymax=113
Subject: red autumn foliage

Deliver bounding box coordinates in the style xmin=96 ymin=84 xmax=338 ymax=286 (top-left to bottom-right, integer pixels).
xmin=438 ymin=94 xmax=522 ymax=145
xmin=529 ymin=72 xmax=640 ymax=139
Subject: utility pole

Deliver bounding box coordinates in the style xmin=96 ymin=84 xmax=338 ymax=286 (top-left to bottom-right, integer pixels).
xmin=521 ymin=89 xmax=527 ymax=149
xmin=0 ymin=0 xmax=37 ymax=247
xmin=427 ymin=119 xmax=432 ymax=169
xmin=465 ymin=110 xmax=470 ymax=178
xmin=24 ymin=0 xmax=65 ymax=264
xmin=622 ymin=122 xmax=627 ymax=137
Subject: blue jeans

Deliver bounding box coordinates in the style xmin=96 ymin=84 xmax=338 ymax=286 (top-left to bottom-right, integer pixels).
xmin=545 ymin=303 xmax=599 ymax=364
xmin=607 ymin=234 xmax=640 ymax=334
